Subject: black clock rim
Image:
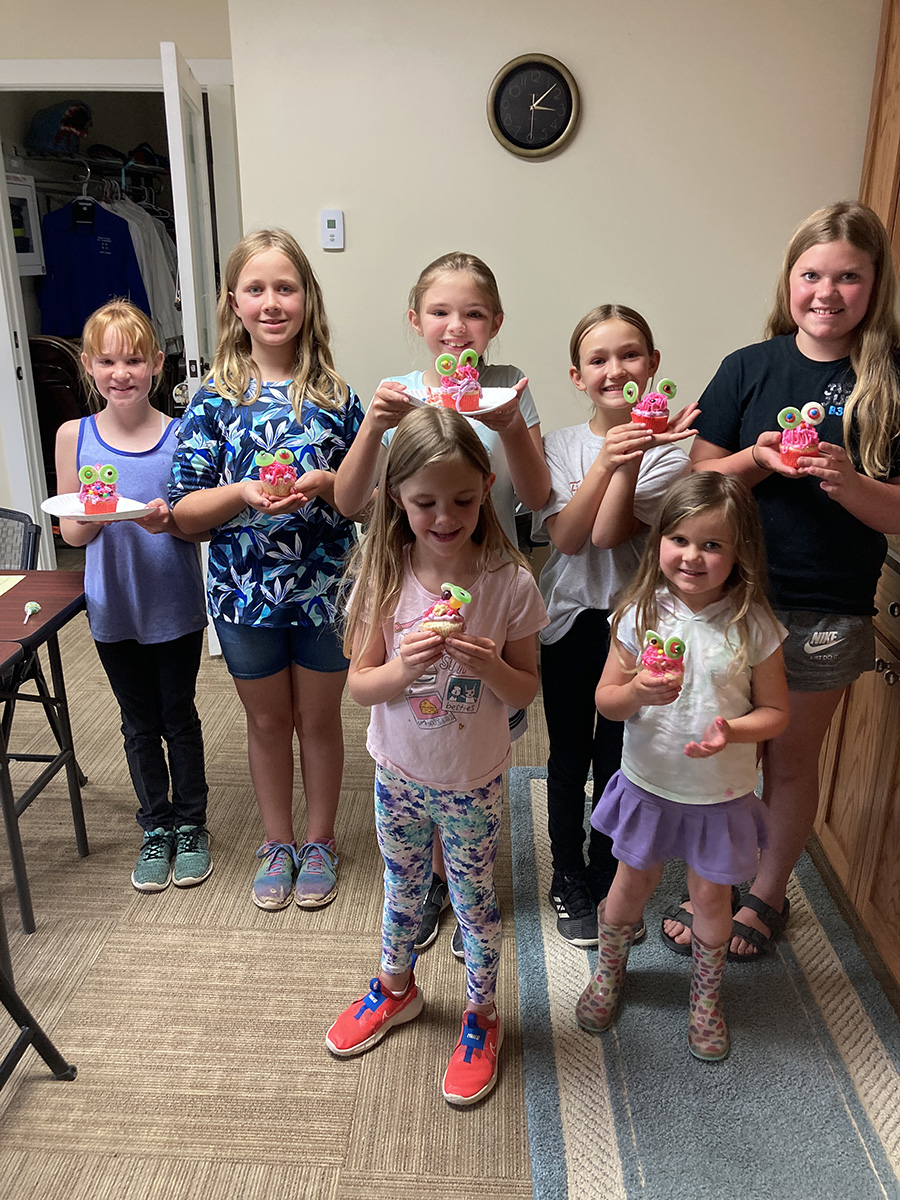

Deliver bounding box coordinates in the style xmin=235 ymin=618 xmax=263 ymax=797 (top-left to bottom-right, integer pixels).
xmin=487 ymin=53 xmax=580 ymax=159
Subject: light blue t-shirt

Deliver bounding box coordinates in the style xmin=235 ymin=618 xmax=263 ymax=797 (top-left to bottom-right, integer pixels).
xmin=381 ymin=364 xmax=539 ymax=545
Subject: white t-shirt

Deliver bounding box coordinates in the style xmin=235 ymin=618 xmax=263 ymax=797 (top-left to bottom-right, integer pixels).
xmin=366 ymin=558 xmax=549 ymax=789
xmin=533 ymin=422 xmax=690 ymax=644
xmin=382 ymin=365 xmax=540 ymax=545
xmin=616 ymin=590 xmax=787 ymax=805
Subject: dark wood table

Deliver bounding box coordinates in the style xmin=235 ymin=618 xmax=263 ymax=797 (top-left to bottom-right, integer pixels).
xmin=0 ymin=571 xmax=87 ymax=934
xmin=0 ymin=641 xmax=23 ymax=981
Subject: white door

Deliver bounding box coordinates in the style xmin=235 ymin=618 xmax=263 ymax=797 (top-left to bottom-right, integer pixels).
xmin=0 ymin=149 xmax=55 ymax=566
xmin=161 ymin=41 xmax=219 ymax=389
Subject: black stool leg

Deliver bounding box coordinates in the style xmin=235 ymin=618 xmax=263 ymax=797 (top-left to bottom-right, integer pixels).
xmin=0 ymin=890 xmax=12 ymax=986
xmin=0 ymin=722 xmax=35 ymax=934
xmin=0 ymin=964 xmax=76 ymax=1087
xmin=46 ymin=636 xmax=88 ymax=858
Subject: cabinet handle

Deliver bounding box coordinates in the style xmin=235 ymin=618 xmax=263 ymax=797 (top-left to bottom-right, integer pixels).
xmin=890 ymin=602 xmax=900 ymax=618
xmin=886 ymin=671 xmax=898 ymax=686
xmin=875 ymin=657 xmax=889 ymax=672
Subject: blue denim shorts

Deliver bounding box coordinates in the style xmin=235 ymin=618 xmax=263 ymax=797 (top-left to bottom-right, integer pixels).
xmin=213 ymin=618 xmax=349 ymax=680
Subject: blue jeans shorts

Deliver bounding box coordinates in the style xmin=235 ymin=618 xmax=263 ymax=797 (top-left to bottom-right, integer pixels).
xmin=213 ymin=618 xmax=349 ymax=680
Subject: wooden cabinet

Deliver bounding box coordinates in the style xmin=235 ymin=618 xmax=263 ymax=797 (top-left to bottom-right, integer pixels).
xmin=815 ymin=563 xmax=900 ymax=984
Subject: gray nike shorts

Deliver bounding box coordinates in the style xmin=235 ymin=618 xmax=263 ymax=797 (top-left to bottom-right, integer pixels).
xmin=775 ymin=608 xmax=874 ymax=692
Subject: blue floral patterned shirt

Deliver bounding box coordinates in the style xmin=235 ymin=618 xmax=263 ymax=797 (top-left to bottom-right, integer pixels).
xmin=168 ymin=380 xmax=363 ymax=628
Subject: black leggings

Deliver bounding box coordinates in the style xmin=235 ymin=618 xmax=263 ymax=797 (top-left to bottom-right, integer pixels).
xmin=541 ymin=608 xmax=623 ymax=900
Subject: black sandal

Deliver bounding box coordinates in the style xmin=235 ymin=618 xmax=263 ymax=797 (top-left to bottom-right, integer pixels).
xmin=660 ymin=885 xmax=741 ymax=957
xmin=728 ymin=894 xmax=791 ymax=963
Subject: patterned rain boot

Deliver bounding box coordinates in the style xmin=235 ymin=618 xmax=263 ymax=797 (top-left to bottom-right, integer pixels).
xmin=688 ymin=936 xmax=730 ymax=1062
xmin=575 ymin=902 xmax=636 ymax=1032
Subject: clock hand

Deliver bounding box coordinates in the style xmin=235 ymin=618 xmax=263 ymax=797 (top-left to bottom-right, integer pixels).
xmin=530 ymin=105 xmax=535 ymax=139
xmin=533 ymin=84 xmax=555 ymax=106
xmin=532 ymin=104 xmax=555 ymax=112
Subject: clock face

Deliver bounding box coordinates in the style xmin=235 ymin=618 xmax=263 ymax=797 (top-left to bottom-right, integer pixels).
xmin=488 ymin=55 xmax=580 ymax=158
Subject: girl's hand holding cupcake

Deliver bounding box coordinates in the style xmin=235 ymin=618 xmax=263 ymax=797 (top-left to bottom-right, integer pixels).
xmin=366 ymin=381 xmax=416 ymax=434
xmin=631 ymin=666 xmax=682 ymax=707
xmin=469 ymin=377 xmax=529 ymax=433
xmin=136 ymin=498 xmax=178 ymax=535
xmin=398 ymin=629 xmax=444 ymax=677
xmin=597 ymin=421 xmax=652 ymax=471
xmin=241 ymin=469 xmax=334 ymax=514
xmin=796 ymin=441 xmax=861 ymax=498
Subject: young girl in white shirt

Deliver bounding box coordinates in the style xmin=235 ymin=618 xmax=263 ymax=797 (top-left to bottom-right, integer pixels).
xmin=577 ymin=472 xmax=789 ymax=1060
xmin=327 ymin=405 xmax=547 ymax=1105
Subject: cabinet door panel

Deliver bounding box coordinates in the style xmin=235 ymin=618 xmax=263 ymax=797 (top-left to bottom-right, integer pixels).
xmin=814 ymin=664 xmax=884 ymax=900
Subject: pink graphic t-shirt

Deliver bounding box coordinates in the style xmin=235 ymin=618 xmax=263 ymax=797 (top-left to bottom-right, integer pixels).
xmin=366 ymin=559 xmax=548 ymax=789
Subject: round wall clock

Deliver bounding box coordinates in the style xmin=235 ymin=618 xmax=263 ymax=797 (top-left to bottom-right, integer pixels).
xmin=487 ymin=54 xmax=580 ymax=159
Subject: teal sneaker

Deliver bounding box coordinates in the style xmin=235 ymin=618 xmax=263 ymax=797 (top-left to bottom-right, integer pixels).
xmin=252 ymin=841 xmax=300 ymax=910
xmin=295 ymin=839 xmax=338 ymax=908
xmin=131 ymin=828 xmax=175 ymax=892
xmin=173 ymin=824 xmax=213 ymax=888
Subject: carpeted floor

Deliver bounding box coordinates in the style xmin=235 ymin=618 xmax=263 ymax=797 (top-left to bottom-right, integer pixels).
xmin=509 ymin=768 xmax=900 ymax=1200
xmin=0 ymin=607 xmax=547 ymax=1200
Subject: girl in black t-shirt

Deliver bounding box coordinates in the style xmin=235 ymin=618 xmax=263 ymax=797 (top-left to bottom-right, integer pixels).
xmin=666 ymin=201 xmax=900 ymax=961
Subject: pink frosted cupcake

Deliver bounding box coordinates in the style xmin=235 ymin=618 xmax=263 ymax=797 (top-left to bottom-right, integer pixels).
xmin=256 ymin=449 xmax=298 ymax=497
xmin=427 ymin=350 xmax=483 ymax=412
xmin=640 ymin=631 xmax=686 ymax=682
xmin=419 ymin=583 xmax=472 ymax=638
xmin=78 ymin=463 xmax=119 ymax=514
xmin=778 ymin=402 xmax=825 ymax=469
xmin=627 ymin=379 xmax=677 ymax=434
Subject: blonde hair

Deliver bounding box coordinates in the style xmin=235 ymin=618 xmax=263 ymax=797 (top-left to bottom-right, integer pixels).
xmin=408 ymin=252 xmax=503 ymax=358
xmin=766 ymin=201 xmax=900 ymax=478
xmin=569 ymin=303 xmax=656 ymax=369
xmin=611 ymin=473 xmax=776 ymax=675
xmin=342 ymin=406 xmax=526 ymax=658
xmin=207 ymin=228 xmax=348 ymax=416
xmin=80 ymin=299 xmax=162 ymax=412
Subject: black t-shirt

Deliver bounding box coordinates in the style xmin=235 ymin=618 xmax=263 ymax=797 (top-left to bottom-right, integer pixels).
xmin=696 ymin=335 xmax=898 ymax=615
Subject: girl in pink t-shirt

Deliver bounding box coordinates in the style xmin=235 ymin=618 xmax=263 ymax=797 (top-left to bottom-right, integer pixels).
xmin=326 ymin=406 xmax=547 ymax=1107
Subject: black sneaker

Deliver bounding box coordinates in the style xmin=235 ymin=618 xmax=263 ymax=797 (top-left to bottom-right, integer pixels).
xmin=450 ymin=922 xmax=464 ymax=960
xmin=414 ymin=873 xmax=450 ymax=951
xmin=548 ymin=873 xmax=598 ymax=946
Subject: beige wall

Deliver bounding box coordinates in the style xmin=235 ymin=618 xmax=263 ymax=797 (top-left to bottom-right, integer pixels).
xmin=229 ymin=0 xmax=881 ymax=432
xmin=9 ymin=0 xmax=230 ymax=59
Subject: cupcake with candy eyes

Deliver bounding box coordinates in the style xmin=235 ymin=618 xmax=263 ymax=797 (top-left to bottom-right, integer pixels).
xmin=78 ymin=463 xmax=120 ymax=514
xmin=640 ymin=630 xmax=686 ymax=683
xmin=256 ymin=449 xmax=298 ymax=498
xmin=777 ymin=402 xmax=824 ymax=470
xmin=627 ymin=379 xmax=677 ymax=435
xmin=427 ymin=350 xmax=483 ymax=413
xmin=419 ymin=583 xmax=472 ymax=638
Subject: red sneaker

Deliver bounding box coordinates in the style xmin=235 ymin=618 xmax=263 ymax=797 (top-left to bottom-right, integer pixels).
xmin=441 ymin=1011 xmax=503 ymax=1106
xmin=326 ymin=975 xmax=423 ymax=1057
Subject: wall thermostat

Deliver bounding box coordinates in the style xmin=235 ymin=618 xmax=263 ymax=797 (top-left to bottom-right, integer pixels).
xmin=321 ymin=209 xmax=344 ymax=251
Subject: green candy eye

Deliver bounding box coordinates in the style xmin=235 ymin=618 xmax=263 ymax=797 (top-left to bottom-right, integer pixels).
xmin=78 ymin=465 xmax=98 ymax=484
xmin=664 ymin=636 xmax=685 ymax=660
xmin=644 ymin=629 xmax=662 ymax=649
xmin=777 ymin=407 xmax=801 ymax=430
xmin=99 ymin=464 xmax=118 ymax=484
xmin=255 ymin=452 xmax=275 ymax=467
xmin=623 ymin=382 xmax=639 ymax=405
xmin=274 ymin=449 xmax=294 ymax=465
xmin=436 ymin=353 xmax=457 ymax=376
xmin=441 ymin=582 xmax=472 ymax=605
xmin=800 ymin=402 xmax=824 ymax=427
xmin=457 ymin=349 xmax=479 ymax=370
xmin=658 ymin=379 xmax=677 ymax=400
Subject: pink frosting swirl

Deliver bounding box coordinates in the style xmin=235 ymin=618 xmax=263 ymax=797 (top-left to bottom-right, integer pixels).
xmin=781 ymin=423 xmax=819 ymax=452
xmin=634 ymin=392 xmax=669 ymax=416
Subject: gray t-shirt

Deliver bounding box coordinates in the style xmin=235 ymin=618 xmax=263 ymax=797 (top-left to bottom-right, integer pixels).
xmin=383 ymin=364 xmax=539 ymax=545
xmin=532 ymin=421 xmax=689 ymax=644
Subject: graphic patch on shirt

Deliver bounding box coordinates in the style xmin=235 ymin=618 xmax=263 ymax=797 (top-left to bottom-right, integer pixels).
xmin=405 ymin=654 xmax=484 ymax=729
xmin=823 ymin=380 xmax=852 ymax=418
xmin=445 ymin=675 xmax=482 ymax=713
xmin=407 ymin=692 xmax=456 ymax=728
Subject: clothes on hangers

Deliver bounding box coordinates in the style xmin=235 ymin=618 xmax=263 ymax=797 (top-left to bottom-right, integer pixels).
xmin=101 ymin=195 xmax=182 ymax=352
xmin=39 ymin=201 xmax=150 ymax=338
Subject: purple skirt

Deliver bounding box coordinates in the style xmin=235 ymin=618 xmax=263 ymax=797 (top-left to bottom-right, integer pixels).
xmin=590 ymin=770 xmax=767 ymax=885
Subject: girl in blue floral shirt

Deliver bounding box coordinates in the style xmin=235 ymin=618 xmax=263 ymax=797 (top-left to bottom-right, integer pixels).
xmin=170 ymin=229 xmax=363 ymax=911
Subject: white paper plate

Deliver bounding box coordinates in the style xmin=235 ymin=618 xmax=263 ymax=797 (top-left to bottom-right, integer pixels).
xmin=41 ymin=494 xmax=154 ymax=523
xmin=405 ymin=386 xmax=518 ymax=414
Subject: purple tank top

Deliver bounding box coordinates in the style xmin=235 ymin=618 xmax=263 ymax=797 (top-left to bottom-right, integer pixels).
xmin=78 ymin=415 xmax=206 ymax=644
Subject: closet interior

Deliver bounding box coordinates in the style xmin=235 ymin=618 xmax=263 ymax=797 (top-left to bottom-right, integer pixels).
xmin=2 ymin=89 xmax=216 ymax=496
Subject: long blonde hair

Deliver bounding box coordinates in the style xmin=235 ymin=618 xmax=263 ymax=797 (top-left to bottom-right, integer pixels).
xmin=80 ymin=299 xmax=162 ymax=412
xmin=342 ymin=406 xmax=526 ymax=658
xmin=611 ymin=473 xmax=776 ymax=675
xmin=207 ymin=228 xmax=348 ymax=416
xmin=766 ymin=202 xmax=900 ymax=478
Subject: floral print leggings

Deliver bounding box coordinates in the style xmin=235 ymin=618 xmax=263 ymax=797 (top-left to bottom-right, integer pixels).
xmin=374 ymin=764 xmax=503 ymax=1005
